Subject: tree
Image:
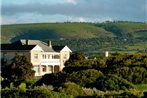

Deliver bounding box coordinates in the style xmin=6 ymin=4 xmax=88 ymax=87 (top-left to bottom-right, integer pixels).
xmin=95 ymin=75 xmax=134 ymax=91
xmin=58 ymin=82 xmax=84 ymax=97
xmin=65 ymin=52 xmax=87 ymax=69
xmin=67 ymin=69 xmax=104 ymax=87
xmin=1 ymin=55 xmax=35 ymax=82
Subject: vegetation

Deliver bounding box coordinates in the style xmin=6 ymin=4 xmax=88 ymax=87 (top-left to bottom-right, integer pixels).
xmin=1 ymin=21 xmax=147 ymax=55
xmin=1 ymin=21 xmax=147 ymax=97
xmin=1 ymin=86 xmax=73 ymax=98
xmin=1 ymin=53 xmax=147 ymax=97
xmin=135 ymin=84 xmax=147 ymax=92
xmin=30 ymin=53 xmax=146 ymax=97
xmin=1 ymin=55 xmax=35 ymax=84
xmin=58 ymin=82 xmax=84 ymax=97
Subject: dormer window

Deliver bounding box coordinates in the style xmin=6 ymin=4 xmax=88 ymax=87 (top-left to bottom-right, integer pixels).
xmin=64 ymin=54 xmax=67 ymax=59
xmin=34 ymin=54 xmax=38 ymax=59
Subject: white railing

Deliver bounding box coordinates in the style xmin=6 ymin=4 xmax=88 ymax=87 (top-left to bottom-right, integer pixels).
xmin=41 ymin=59 xmax=60 ymax=65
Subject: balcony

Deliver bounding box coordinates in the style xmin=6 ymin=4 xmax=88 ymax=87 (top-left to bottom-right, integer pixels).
xmin=41 ymin=59 xmax=60 ymax=65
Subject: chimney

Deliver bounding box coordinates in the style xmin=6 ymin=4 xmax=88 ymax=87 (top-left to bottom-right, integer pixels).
xmin=26 ymin=40 xmax=29 ymax=45
xmin=48 ymin=40 xmax=52 ymax=47
xmin=105 ymin=51 xmax=109 ymax=57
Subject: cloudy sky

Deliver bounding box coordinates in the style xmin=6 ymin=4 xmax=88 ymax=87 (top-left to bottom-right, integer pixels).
xmin=1 ymin=0 xmax=147 ymax=24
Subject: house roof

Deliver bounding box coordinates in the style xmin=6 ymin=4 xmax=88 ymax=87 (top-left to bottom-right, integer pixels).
xmin=52 ymin=46 xmax=65 ymax=52
xmin=1 ymin=39 xmax=71 ymax=52
xmin=1 ymin=44 xmax=36 ymax=50
xmin=16 ymin=39 xmax=55 ymax=52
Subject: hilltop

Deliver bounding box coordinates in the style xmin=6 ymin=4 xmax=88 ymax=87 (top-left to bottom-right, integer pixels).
xmin=1 ymin=22 xmax=147 ymax=55
xmin=1 ymin=22 xmax=114 ymax=43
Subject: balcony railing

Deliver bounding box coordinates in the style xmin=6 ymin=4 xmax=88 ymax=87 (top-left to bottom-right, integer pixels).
xmin=41 ymin=59 xmax=60 ymax=65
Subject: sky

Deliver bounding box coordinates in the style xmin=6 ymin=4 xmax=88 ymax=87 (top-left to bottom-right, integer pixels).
xmin=1 ymin=0 xmax=147 ymax=24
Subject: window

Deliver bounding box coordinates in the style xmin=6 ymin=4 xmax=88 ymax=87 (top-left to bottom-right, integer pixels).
xmin=34 ymin=54 xmax=38 ymax=59
xmin=48 ymin=55 xmax=50 ymax=59
xmin=54 ymin=55 xmax=60 ymax=59
xmin=42 ymin=54 xmax=46 ymax=59
xmin=42 ymin=65 xmax=46 ymax=72
xmin=64 ymin=54 xmax=67 ymax=59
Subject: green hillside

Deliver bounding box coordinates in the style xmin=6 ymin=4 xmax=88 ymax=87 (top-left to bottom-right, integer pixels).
xmin=1 ymin=23 xmax=114 ymax=43
xmin=1 ymin=22 xmax=147 ymax=55
xmin=1 ymin=22 xmax=147 ymax=43
xmin=95 ymin=22 xmax=147 ymax=37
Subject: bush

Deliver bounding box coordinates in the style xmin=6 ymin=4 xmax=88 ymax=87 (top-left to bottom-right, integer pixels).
xmin=1 ymin=88 xmax=73 ymax=98
xmin=33 ymin=71 xmax=68 ymax=87
xmin=58 ymin=82 xmax=84 ymax=97
xmin=95 ymin=74 xmax=135 ymax=91
xmin=113 ymin=67 xmax=147 ymax=84
xmin=121 ymin=89 xmax=144 ymax=97
xmin=18 ymin=83 xmax=26 ymax=92
xmin=67 ymin=69 xmax=104 ymax=87
xmin=82 ymin=87 xmax=105 ymax=97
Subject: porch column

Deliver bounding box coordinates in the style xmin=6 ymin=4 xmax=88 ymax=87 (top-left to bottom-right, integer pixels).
xmin=52 ymin=65 xmax=54 ymax=73
xmin=46 ymin=65 xmax=49 ymax=73
xmin=39 ymin=64 xmax=42 ymax=76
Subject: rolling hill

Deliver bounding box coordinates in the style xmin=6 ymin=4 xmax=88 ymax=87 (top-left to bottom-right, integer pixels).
xmin=1 ymin=23 xmax=114 ymax=43
xmin=1 ymin=22 xmax=147 ymax=55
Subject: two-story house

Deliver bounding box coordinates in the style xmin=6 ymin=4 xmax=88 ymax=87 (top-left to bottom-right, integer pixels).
xmin=1 ymin=39 xmax=72 ymax=76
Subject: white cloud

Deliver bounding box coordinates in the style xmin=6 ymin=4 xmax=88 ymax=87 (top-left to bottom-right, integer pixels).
xmin=66 ymin=0 xmax=77 ymax=5
xmin=78 ymin=17 xmax=86 ymax=22
xmin=1 ymin=17 xmax=17 ymax=24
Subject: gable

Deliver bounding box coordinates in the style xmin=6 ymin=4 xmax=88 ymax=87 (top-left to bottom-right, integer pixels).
xmin=61 ymin=46 xmax=72 ymax=52
xmin=31 ymin=45 xmax=43 ymax=51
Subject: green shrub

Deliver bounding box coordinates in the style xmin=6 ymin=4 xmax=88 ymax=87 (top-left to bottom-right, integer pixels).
xmin=34 ymin=84 xmax=54 ymax=92
xmin=67 ymin=69 xmax=104 ymax=87
xmin=1 ymin=88 xmax=73 ymax=98
xmin=18 ymin=83 xmax=26 ymax=92
xmin=95 ymin=74 xmax=135 ymax=91
xmin=82 ymin=87 xmax=105 ymax=97
xmin=24 ymin=80 xmax=37 ymax=88
xmin=113 ymin=67 xmax=147 ymax=84
xmin=1 ymin=89 xmax=21 ymax=98
xmin=58 ymin=82 xmax=84 ymax=97
xmin=10 ymin=82 xmax=15 ymax=89
xmin=121 ymin=89 xmax=144 ymax=97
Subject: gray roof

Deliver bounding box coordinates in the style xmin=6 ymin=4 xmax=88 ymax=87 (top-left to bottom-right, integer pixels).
xmin=20 ymin=39 xmax=55 ymax=52
xmin=1 ymin=44 xmax=36 ymax=50
xmin=1 ymin=39 xmax=66 ymax=52
xmin=53 ymin=46 xmax=65 ymax=52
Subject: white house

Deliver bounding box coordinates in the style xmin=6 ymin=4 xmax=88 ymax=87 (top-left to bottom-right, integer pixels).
xmin=1 ymin=39 xmax=72 ymax=76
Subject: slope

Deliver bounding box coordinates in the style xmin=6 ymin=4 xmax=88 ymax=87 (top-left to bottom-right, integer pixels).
xmin=1 ymin=23 xmax=114 ymax=43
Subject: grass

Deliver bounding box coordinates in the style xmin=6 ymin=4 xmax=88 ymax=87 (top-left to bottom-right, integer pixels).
xmin=112 ymin=22 xmax=147 ymax=34
xmin=2 ymin=22 xmax=147 ymax=43
xmin=127 ymin=42 xmax=147 ymax=50
xmin=1 ymin=23 xmax=114 ymax=43
xmin=135 ymin=84 xmax=147 ymax=92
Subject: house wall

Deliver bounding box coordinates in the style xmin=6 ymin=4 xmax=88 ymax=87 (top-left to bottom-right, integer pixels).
xmin=30 ymin=50 xmax=42 ymax=65
xmin=1 ymin=46 xmax=71 ymax=77
xmin=60 ymin=51 xmax=70 ymax=70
